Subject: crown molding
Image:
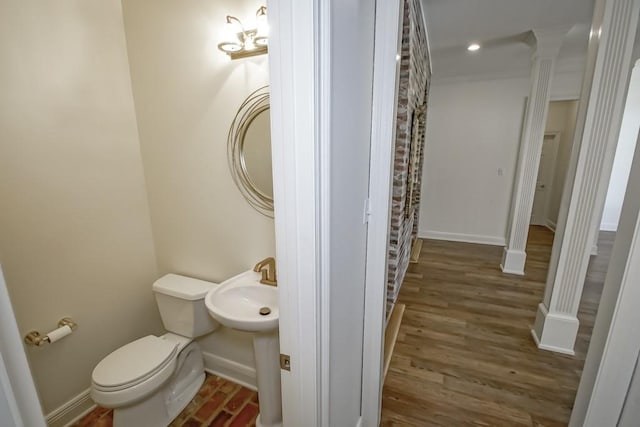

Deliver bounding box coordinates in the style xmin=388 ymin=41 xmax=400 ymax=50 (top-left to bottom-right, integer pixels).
xmin=430 ymin=53 xmax=586 ymax=86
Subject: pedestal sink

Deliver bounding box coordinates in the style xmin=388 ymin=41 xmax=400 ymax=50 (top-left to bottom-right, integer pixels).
xmin=205 ymin=270 xmax=281 ymax=427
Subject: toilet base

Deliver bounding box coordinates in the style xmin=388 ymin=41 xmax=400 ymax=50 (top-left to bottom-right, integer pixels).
xmin=113 ymin=372 xmax=204 ymax=427
xmin=111 ymin=340 xmax=205 ymax=427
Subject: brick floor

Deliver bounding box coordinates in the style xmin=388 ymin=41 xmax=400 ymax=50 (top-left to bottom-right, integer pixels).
xmin=72 ymin=375 xmax=259 ymax=427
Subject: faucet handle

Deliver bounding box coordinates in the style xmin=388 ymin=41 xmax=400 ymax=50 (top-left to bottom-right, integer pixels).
xmin=253 ymin=257 xmax=277 ymax=286
xmin=253 ymin=256 xmax=275 ymax=272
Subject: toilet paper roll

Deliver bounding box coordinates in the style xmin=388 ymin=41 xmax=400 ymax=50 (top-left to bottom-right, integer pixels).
xmin=47 ymin=325 xmax=72 ymax=343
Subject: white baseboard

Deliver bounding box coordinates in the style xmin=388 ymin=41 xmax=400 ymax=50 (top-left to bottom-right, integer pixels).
xmin=202 ymin=352 xmax=257 ymax=391
xmin=545 ymin=219 xmax=557 ymax=232
xmin=418 ymin=230 xmax=506 ymax=246
xmin=46 ymin=388 xmax=95 ymax=427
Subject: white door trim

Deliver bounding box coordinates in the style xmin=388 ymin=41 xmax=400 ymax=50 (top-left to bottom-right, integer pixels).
xmin=317 ymin=0 xmax=331 ymax=424
xmin=360 ymin=0 xmax=403 ymax=425
xmin=0 ymin=266 xmax=46 ymax=427
xmin=0 ymin=353 xmax=21 ymax=427
xmin=267 ymin=0 xmax=323 ymax=425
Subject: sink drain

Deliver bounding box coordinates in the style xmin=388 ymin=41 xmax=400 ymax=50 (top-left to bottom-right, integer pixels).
xmin=259 ymin=307 xmax=271 ymax=316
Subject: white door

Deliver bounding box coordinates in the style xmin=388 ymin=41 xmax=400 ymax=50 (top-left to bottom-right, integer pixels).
xmin=531 ymin=133 xmax=559 ymax=226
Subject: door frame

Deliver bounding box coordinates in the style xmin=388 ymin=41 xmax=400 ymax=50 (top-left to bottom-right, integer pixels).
xmin=531 ymin=131 xmax=560 ymax=228
xmin=269 ymin=0 xmax=403 ymax=424
xmin=0 ymin=266 xmax=46 ymax=427
xmin=360 ymin=0 xmax=404 ymax=425
xmin=267 ymin=0 xmax=323 ymax=425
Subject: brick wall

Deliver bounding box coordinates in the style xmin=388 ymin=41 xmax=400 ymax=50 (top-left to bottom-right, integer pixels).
xmin=386 ymin=0 xmax=431 ymax=317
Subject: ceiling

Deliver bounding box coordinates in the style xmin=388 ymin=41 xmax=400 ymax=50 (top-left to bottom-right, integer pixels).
xmin=421 ymin=0 xmax=596 ymax=80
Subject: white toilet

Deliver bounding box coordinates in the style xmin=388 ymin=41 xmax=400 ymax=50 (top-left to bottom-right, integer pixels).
xmin=91 ymin=274 xmax=219 ymax=427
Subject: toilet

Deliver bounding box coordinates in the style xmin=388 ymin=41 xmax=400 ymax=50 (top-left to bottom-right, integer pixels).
xmin=91 ymin=274 xmax=219 ymax=427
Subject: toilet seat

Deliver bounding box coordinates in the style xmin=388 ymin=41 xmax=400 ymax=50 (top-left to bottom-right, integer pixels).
xmin=92 ymin=335 xmax=177 ymax=392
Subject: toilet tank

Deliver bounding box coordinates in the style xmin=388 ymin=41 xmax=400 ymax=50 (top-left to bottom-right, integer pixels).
xmin=152 ymin=274 xmax=220 ymax=338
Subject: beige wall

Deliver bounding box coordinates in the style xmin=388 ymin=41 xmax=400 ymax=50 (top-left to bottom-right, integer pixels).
xmin=121 ymin=0 xmax=275 ymax=284
xmin=545 ymin=100 xmax=580 ymax=225
xmin=0 ymin=0 xmax=162 ymax=415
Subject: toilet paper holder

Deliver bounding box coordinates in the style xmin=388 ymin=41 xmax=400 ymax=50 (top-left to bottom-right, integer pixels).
xmin=24 ymin=318 xmax=77 ymax=347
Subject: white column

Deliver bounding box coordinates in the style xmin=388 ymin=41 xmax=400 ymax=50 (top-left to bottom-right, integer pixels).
xmin=589 ymin=59 xmax=640 ymax=251
xmin=569 ymin=129 xmax=640 ymax=426
xmin=501 ymin=29 xmax=567 ymax=275
xmin=532 ymin=0 xmax=640 ymax=355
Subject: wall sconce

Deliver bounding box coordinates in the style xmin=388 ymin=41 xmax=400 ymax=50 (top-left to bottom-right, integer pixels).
xmin=218 ymin=6 xmax=268 ymax=60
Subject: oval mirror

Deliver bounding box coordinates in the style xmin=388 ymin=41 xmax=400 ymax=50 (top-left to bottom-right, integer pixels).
xmin=227 ymin=86 xmax=273 ymax=217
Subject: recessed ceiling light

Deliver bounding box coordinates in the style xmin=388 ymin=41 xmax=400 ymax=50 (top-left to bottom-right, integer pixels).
xmin=467 ymin=43 xmax=481 ymax=52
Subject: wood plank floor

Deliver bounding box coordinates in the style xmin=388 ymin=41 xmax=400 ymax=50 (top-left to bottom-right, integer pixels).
xmin=381 ymin=226 xmax=615 ymax=426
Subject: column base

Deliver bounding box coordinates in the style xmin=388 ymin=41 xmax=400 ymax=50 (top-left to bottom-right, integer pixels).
xmin=531 ymin=303 xmax=578 ymax=355
xmin=500 ymin=248 xmax=526 ymax=275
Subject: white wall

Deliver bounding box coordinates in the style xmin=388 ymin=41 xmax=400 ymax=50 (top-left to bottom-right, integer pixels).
xmin=121 ymin=0 xmax=275 ymax=379
xmin=419 ymin=77 xmax=528 ymax=244
xmin=419 ymin=70 xmax=583 ymax=245
xmin=600 ymin=60 xmax=640 ymax=231
xmin=0 ymin=0 xmax=162 ymax=416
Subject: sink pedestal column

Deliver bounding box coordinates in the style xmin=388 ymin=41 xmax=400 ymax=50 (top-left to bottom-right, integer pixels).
xmin=253 ymin=331 xmax=282 ymax=427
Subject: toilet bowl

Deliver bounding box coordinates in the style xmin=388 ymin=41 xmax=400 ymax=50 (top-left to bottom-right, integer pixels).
xmin=90 ymin=274 xmax=219 ymax=427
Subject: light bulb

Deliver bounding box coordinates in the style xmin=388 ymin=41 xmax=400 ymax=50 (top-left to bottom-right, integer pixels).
xmin=255 ymin=6 xmax=269 ymax=46
xmin=225 ymin=16 xmax=243 ymax=35
xmin=218 ymin=16 xmax=243 ymax=53
xmin=218 ymin=41 xmax=242 ymax=53
xmin=467 ymin=43 xmax=481 ymax=52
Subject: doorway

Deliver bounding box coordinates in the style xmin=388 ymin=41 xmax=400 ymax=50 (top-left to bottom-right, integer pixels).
xmin=531 ymin=133 xmax=560 ymax=227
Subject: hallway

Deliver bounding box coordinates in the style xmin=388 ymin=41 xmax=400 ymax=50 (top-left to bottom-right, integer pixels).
xmin=381 ymin=226 xmax=615 ymax=426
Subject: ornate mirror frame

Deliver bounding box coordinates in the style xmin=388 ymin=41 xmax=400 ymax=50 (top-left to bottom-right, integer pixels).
xmin=227 ymin=86 xmax=273 ymax=217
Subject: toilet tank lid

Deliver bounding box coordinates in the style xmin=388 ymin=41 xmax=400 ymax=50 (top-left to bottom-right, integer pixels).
xmin=152 ymin=274 xmax=218 ymax=300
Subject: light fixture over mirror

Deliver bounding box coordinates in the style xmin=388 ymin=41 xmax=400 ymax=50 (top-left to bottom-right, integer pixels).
xmin=218 ymin=6 xmax=268 ymax=60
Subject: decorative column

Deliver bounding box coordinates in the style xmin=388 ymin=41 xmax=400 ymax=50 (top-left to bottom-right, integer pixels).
xmin=532 ymin=0 xmax=640 ymax=355
xmin=589 ymin=58 xmax=640 ymax=253
xmin=501 ymin=29 xmax=567 ymax=275
xmin=570 ymin=129 xmax=640 ymax=427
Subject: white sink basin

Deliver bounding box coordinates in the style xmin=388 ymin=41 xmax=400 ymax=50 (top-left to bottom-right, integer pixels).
xmin=205 ymin=269 xmax=282 ymax=426
xmin=205 ymin=270 xmax=279 ymax=332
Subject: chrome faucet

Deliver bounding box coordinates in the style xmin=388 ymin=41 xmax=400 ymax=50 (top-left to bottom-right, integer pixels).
xmin=253 ymin=257 xmax=277 ymax=286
